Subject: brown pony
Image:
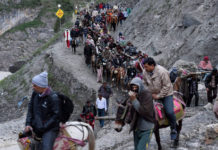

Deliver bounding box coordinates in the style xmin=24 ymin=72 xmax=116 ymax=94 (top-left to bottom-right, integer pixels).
xmin=110 ymin=66 xmax=119 ymax=87
xmin=114 ymin=92 xmax=185 ymax=150
xmin=91 ymin=54 xmax=97 ymax=73
xmin=116 ymin=67 xmax=126 ymax=90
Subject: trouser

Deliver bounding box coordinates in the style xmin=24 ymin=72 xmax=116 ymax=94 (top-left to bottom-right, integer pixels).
xmin=97 ymin=68 xmax=103 ymax=82
xmin=207 ymin=87 xmax=217 ymax=103
xmin=161 ymin=95 xmax=177 ymax=130
xmin=66 ymin=40 xmax=70 ymax=48
xmin=112 ymin=23 xmax=116 ymax=31
xmin=83 ymin=34 xmax=87 ymax=44
xmin=72 ymin=46 xmax=76 ymax=53
xmin=98 ymin=108 xmax=105 ymax=127
xmin=119 ymin=20 xmax=122 ymax=25
xmin=187 ymin=92 xmax=199 ymax=107
xmin=32 ymin=129 xmax=58 ymax=150
xmin=85 ymin=56 xmax=91 ymax=66
xmin=133 ymin=129 xmax=153 ymax=150
xmin=106 ymin=98 xmax=109 ymax=111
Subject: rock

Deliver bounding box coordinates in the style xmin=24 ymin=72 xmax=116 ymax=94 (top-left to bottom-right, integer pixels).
xmin=172 ymin=59 xmax=198 ymax=72
xmin=203 ymin=103 xmax=213 ymax=111
xmin=205 ymin=123 xmax=218 ymax=144
xmin=182 ymin=14 xmax=201 ymax=28
xmin=9 ymin=61 xmax=26 ymax=73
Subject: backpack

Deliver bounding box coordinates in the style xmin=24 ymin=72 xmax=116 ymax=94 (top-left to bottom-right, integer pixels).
xmin=56 ymin=93 xmax=74 ymax=123
xmin=170 ymin=68 xmax=178 ymax=83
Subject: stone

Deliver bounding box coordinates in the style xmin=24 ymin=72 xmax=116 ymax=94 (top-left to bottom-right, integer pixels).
xmin=9 ymin=61 xmax=26 ymax=73
xmin=205 ymin=123 xmax=218 ymax=144
xmin=182 ymin=14 xmax=201 ymax=28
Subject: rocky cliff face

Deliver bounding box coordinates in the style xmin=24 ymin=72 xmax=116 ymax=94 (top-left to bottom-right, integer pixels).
xmin=0 ymin=9 xmax=56 ymax=71
xmin=116 ymin=0 xmax=218 ymax=68
xmin=0 ymin=8 xmax=40 ymax=35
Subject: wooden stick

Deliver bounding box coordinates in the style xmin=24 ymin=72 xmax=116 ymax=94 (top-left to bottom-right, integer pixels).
xmin=95 ymin=116 xmax=116 ymax=120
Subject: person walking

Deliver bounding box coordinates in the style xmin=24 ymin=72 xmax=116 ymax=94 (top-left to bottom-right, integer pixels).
xmin=187 ymin=75 xmax=200 ymax=107
xmin=84 ymin=42 xmax=93 ymax=67
xmin=143 ymin=57 xmax=177 ymax=140
xmin=128 ymin=77 xmax=154 ymax=150
xmin=98 ymin=82 xmax=113 ymax=111
xmin=96 ymin=93 xmax=107 ymax=128
xmin=204 ymin=68 xmax=218 ymax=109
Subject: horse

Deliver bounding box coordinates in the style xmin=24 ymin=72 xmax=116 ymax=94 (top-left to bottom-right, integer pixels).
xmin=18 ymin=121 xmax=95 ymax=150
xmin=114 ymin=92 xmax=186 ymax=150
xmin=102 ymin=58 xmax=111 ymax=82
xmin=91 ymin=54 xmax=97 ymax=73
xmin=110 ymin=66 xmax=119 ymax=87
xmin=116 ymin=67 xmax=126 ymax=91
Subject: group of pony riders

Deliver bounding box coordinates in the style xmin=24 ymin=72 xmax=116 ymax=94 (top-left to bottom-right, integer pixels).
xmin=63 ymin=3 xmax=218 ymax=150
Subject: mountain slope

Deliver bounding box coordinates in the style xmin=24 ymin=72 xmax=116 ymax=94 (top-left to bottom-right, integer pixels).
xmin=116 ymin=0 xmax=218 ymax=68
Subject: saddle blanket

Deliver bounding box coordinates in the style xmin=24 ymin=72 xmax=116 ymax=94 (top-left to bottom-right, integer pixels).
xmin=154 ymin=96 xmax=185 ymax=126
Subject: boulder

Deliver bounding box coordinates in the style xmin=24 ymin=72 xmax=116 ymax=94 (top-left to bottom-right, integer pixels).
xmin=9 ymin=61 xmax=26 ymax=73
xmin=205 ymin=123 xmax=218 ymax=144
xmin=182 ymin=14 xmax=201 ymax=28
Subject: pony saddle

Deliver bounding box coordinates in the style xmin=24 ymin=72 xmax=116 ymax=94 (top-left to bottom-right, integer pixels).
xmin=154 ymin=96 xmax=185 ymax=126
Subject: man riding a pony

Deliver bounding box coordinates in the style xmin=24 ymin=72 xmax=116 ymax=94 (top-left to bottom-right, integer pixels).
xmin=143 ymin=57 xmax=178 ymax=140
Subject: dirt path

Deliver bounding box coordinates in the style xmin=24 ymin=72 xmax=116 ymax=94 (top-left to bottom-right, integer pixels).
xmin=51 ymin=42 xmax=101 ymax=91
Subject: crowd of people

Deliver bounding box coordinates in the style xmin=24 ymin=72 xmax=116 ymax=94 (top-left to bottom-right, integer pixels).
xmin=70 ymin=3 xmax=217 ymax=149
xmin=22 ymin=2 xmax=217 ymax=150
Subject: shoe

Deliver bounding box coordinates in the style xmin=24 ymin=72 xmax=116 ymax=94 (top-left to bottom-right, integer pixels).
xmin=170 ymin=129 xmax=177 ymax=140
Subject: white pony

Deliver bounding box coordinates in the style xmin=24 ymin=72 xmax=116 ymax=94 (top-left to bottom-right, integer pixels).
xmin=18 ymin=121 xmax=95 ymax=150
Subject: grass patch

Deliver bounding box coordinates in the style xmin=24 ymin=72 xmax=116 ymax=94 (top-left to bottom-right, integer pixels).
xmin=8 ymin=18 xmax=44 ymax=33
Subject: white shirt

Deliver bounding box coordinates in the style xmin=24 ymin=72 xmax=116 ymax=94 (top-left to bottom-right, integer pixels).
xmin=96 ymin=97 xmax=107 ymax=111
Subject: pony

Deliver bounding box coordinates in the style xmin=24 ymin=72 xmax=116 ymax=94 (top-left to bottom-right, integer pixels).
xmin=91 ymin=54 xmax=97 ymax=73
xmin=114 ymin=92 xmax=186 ymax=150
xmin=18 ymin=121 xmax=95 ymax=150
xmin=102 ymin=58 xmax=111 ymax=82
xmin=116 ymin=67 xmax=126 ymax=91
xmin=110 ymin=66 xmax=119 ymax=87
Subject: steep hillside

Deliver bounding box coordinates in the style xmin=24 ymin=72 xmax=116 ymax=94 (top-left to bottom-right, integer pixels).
xmin=0 ymin=0 xmax=77 ymax=71
xmin=116 ymin=0 xmax=218 ymax=68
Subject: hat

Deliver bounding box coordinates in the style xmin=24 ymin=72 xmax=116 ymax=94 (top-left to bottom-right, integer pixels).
xmin=32 ymin=71 xmax=48 ymax=88
xmin=204 ymin=56 xmax=209 ymax=61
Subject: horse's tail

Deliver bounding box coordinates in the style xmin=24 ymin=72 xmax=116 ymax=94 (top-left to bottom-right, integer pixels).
xmin=87 ymin=126 xmax=95 ymax=150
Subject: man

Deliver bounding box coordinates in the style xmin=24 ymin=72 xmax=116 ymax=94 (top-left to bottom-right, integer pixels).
xmin=25 ymin=71 xmax=61 ymax=150
xmin=81 ymin=100 xmax=97 ymax=129
xmin=187 ymin=75 xmax=200 ymax=107
xmin=84 ymin=42 xmax=93 ymax=67
xmin=98 ymin=82 xmax=113 ymax=111
xmin=96 ymin=93 xmax=107 ymax=128
xmin=143 ymin=57 xmax=177 ymax=140
xmin=129 ymin=77 xmax=154 ymax=150
xmin=205 ymin=68 xmax=218 ymax=105
xmin=198 ymin=56 xmax=213 ymax=71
